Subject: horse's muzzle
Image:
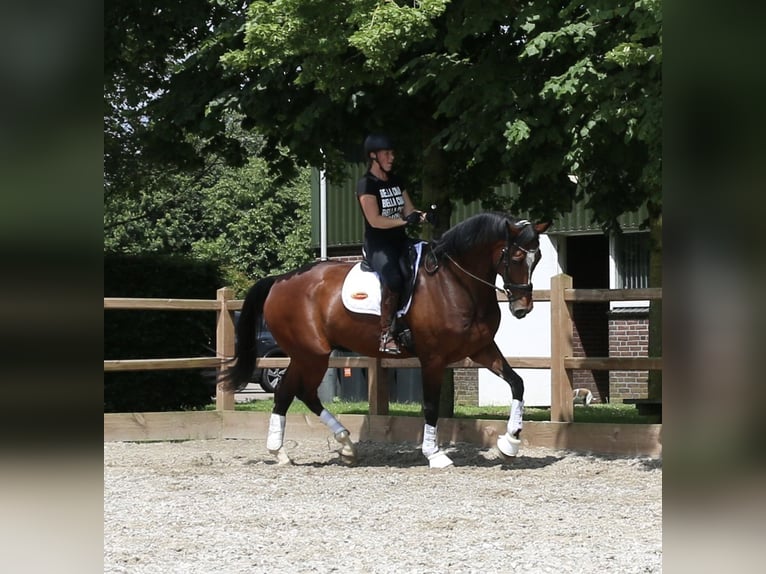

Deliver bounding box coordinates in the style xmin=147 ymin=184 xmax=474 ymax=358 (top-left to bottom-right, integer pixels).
xmin=511 ymin=306 xmax=530 ymax=319
xmin=506 ymin=283 xmax=533 ymax=319
xmin=510 ymin=298 xmax=533 ymax=319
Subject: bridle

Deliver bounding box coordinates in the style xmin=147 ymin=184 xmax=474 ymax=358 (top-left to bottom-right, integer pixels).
xmin=444 ymin=220 xmax=539 ymax=303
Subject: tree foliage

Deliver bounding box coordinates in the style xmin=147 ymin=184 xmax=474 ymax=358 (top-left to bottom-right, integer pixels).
xmin=104 ymin=0 xmax=247 ymax=191
xmin=104 ymin=153 xmax=312 ymax=296
xmin=106 ymin=0 xmax=661 ymax=233
xmin=105 ymin=2 xmax=312 ymax=292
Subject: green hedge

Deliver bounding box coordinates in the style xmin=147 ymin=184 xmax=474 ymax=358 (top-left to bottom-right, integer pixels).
xmin=104 ymin=253 xmax=224 ymax=412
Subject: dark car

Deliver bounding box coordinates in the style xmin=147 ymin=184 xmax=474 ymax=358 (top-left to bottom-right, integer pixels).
xmin=234 ymin=311 xmax=287 ymax=393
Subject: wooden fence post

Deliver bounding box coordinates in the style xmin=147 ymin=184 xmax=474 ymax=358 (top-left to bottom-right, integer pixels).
xmin=550 ymin=274 xmax=574 ymax=422
xmin=215 ymin=287 xmax=236 ymax=411
xmin=367 ymin=357 xmax=389 ymax=415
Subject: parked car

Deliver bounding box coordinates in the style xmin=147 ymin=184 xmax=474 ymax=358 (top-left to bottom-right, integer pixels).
xmin=234 ymin=311 xmax=287 ymax=393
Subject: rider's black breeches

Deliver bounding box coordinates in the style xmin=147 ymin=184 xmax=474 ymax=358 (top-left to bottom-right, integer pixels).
xmin=365 ymin=242 xmax=405 ymax=292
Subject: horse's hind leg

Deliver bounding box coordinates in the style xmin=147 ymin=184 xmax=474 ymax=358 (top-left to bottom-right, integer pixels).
xmin=419 ymin=362 xmax=454 ymax=469
xmin=320 ymin=408 xmax=357 ymax=464
xmin=267 ymin=368 xmax=297 ymax=465
xmin=288 ymin=356 xmax=357 ymax=464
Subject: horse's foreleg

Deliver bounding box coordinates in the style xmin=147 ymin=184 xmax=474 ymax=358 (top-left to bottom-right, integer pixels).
xmin=470 ymin=344 xmax=525 ymax=458
xmin=420 ymin=364 xmax=454 ymax=469
xmin=501 ymin=367 xmax=525 ymax=453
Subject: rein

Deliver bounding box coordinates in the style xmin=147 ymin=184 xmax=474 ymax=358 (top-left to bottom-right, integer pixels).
xmin=445 ymin=245 xmax=535 ymax=303
xmin=445 ymin=253 xmax=507 ymax=295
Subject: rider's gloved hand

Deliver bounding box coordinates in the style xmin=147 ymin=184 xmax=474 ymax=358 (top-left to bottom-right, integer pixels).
xmin=404 ymin=211 xmax=422 ymax=226
xmin=425 ymin=209 xmax=437 ymax=226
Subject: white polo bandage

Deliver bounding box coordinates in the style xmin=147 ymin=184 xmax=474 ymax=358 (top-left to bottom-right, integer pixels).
xmin=320 ymin=409 xmax=345 ymax=435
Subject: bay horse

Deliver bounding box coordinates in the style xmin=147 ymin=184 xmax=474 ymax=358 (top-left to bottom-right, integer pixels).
xmin=224 ymin=212 xmax=551 ymax=468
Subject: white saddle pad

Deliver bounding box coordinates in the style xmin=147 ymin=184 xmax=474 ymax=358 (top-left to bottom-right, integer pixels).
xmin=341 ymin=242 xmax=425 ymax=316
xmin=341 ymin=264 xmax=383 ymax=315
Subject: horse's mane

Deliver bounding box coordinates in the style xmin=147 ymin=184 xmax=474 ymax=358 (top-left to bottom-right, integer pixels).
xmin=433 ymin=212 xmax=520 ymax=257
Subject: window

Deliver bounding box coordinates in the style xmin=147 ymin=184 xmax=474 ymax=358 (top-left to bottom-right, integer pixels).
xmin=609 ymin=232 xmax=650 ymax=308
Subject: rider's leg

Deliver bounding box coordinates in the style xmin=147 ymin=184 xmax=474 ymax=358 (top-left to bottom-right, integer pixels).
xmin=379 ymin=284 xmax=401 ymax=354
xmin=368 ymin=245 xmax=405 ymax=355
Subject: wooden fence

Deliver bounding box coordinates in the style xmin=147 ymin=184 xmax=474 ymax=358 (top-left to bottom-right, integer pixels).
xmin=104 ymin=274 xmax=662 ymax=423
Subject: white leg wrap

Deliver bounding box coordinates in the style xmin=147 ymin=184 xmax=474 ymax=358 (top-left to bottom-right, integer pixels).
xmin=320 ymin=409 xmax=346 ymax=435
xmin=422 ymin=424 xmax=454 ymax=468
xmin=498 ymin=399 xmax=524 ymax=458
xmin=267 ymin=413 xmax=286 ymax=453
xmin=422 ymin=424 xmax=439 ymax=457
xmin=508 ymin=398 xmax=524 ymax=436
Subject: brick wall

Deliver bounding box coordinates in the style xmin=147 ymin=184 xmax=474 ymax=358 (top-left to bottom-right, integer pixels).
xmin=608 ymin=309 xmax=649 ymax=401
xmin=571 ymin=302 xmax=610 ymax=403
xmin=454 ymin=368 xmax=478 ymax=405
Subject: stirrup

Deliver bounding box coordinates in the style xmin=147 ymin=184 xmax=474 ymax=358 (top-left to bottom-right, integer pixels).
xmin=379 ymin=332 xmax=401 ymax=355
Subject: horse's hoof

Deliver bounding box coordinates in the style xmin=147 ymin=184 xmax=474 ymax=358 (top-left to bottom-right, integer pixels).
xmin=497 ymin=433 xmax=521 ymax=458
xmin=269 ymin=448 xmax=293 ymax=465
xmin=334 ymin=430 xmax=350 ymax=442
xmin=338 ymin=446 xmax=356 ymax=463
xmin=339 ymin=453 xmax=357 ymax=466
xmin=338 ymin=442 xmax=357 ymax=465
xmin=334 ymin=430 xmax=357 ymax=464
xmin=427 ymin=450 xmax=454 ymax=469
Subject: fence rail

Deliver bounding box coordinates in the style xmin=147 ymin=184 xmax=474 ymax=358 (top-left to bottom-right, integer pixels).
xmin=103 ymin=275 xmax=662 ymax=421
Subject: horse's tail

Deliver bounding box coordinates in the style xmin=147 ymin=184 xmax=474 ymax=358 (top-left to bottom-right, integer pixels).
xmin=222 ymin=276 xmax=277 ymax=392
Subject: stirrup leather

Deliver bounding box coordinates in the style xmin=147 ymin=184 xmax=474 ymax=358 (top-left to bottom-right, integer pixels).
xmin=379 ymin=331 xmax=401 ymax=355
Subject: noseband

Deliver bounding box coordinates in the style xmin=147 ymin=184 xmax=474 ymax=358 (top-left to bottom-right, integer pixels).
xmin=496 ymin=241 xmax=537 ymax=302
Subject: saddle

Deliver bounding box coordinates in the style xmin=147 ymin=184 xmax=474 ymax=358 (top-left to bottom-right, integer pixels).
xmin=341 ymin=241 xmax=426 ymax=351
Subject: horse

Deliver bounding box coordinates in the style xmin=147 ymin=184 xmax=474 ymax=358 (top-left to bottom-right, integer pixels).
xmin=224 ymin=212 xmax=551 ymax=468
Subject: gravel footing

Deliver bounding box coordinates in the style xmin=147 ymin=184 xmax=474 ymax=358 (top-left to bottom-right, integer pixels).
xmin=105 ymin=438 xmax=662 ymax=573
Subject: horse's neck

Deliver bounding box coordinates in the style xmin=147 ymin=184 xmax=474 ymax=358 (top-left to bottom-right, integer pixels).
xmin=445 ymin=248 xmax=497 ymax=293
xmin=453 ymin=246 xmax=494 ymax=274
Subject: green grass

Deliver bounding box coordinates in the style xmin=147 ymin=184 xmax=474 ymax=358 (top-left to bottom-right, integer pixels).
xmin=207 ymin=399 xmax=653 ymax=424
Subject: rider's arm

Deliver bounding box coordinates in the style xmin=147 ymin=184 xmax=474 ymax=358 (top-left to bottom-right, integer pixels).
xmin=358 ymin=194 xmax=408 ymax=229
xmin=402 ymin=190 xmax=425 ymax=222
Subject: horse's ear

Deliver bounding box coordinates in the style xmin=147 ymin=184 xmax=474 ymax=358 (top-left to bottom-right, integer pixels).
xmin=535 ymin=221 xmax=552 ymax=234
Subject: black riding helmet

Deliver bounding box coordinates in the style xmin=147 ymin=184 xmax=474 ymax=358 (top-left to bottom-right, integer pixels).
xmin=364 ymin=133 xmax=394 ymax=156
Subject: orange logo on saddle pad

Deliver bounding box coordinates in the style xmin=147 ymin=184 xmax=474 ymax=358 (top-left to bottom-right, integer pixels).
xmin=350 ymin=292 xmax=369 ymax=300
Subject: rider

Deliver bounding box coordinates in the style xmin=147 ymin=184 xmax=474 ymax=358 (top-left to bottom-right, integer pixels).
xmin=356 ymin=133 xmax=426 ymax=355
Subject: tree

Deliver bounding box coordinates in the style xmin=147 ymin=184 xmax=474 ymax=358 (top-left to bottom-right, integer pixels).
xmin=104 ymin=153 xmax=313 ymax=296
xmin=506 ymin=1 xmax=661 ymax=227
xmin=140 ymin=0 xmax=660 ymax=234
xmin=105 ymin=2 xmax=313 ymax=293
xmin=104 ymin=0 xmax=247 ymax=193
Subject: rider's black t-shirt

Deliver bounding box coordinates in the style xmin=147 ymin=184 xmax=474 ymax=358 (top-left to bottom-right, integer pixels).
xmin=356 ymin=170 xmax=408 ymax=248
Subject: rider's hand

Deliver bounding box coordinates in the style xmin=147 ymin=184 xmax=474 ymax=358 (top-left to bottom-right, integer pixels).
xmin=404 ymin=211 xmax=422 ymax=226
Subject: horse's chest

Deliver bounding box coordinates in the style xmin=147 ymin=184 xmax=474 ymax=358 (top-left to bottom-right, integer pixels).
xmin=446 ymin=313 xmax=498 ymax=348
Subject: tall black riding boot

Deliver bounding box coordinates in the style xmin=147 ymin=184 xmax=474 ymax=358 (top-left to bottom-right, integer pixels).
xmin=379 ymin=286 xmax=401 ymax=354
